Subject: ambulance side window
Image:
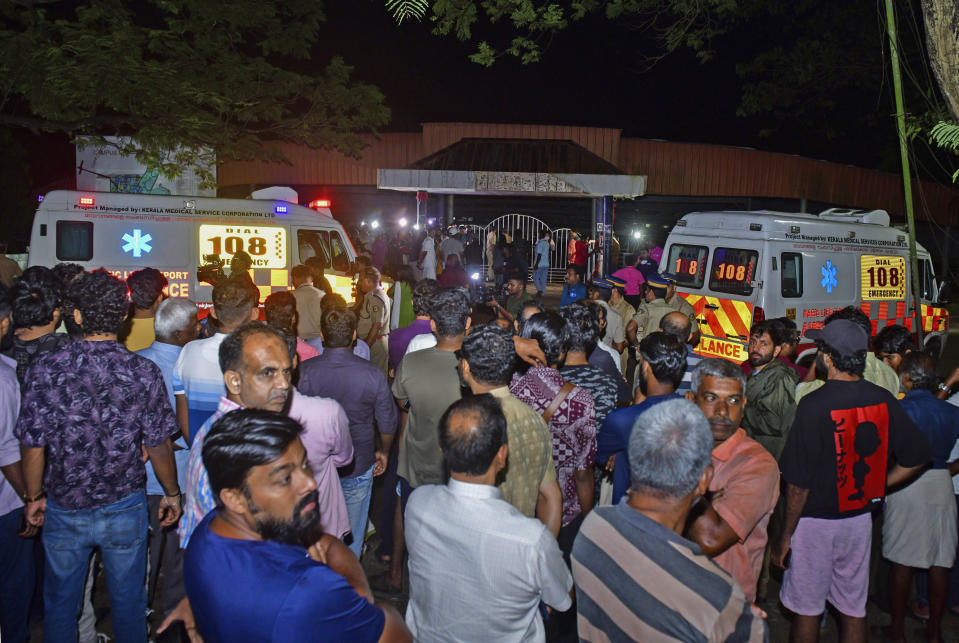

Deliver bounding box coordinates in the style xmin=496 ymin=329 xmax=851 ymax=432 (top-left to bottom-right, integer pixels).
xmin=329 ymin=231 xmax=350 ymax=273
xmin=56 ymin=221 xmax=93 ymax=261
xmin=708 ymin=247 xmax=759 ymax=296
xmin=781 ymin=253 xmax=803 ymax=298
xmin=297 ymin=230 xmax=332 ymax=267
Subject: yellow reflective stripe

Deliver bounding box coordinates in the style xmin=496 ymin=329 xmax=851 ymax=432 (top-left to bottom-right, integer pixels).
xmin=270 ymin=269 xmax=288 ymax=287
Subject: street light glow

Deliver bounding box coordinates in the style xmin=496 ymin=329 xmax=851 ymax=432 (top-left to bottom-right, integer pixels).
xmin=370 ymin=220 xmax=380 ymax=229
xmin=632 ymin=230 xmax=642 ymax=239
xmin=399 ymin=217 xmax=408 ymax=227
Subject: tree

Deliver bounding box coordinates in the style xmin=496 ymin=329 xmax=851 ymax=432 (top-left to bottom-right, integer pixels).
xmin=0 ymin=0 xmax=390 ymax=185
xmin=403 ymin=0 xmax=955 ymax=177
xmin=921 ymin=0 xmax=959 ymax=181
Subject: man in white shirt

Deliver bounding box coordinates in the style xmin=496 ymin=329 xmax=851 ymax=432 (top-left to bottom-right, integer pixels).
xmin=405 ymin=394 xmax=572 ymax=643
xmin=417 ymin=230 xmax=438 ymax=280
xmin=438 ymin=231 xmax=464 ymax=266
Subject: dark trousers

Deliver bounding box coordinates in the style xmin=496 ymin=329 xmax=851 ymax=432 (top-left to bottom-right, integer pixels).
xmin=375 ymin=444 xmax=400 ymax=559
xmin=146 ymin=495 xmax=186 ymax=618
xmin=547 ymin=513 xmax=586 ymax=643
xmin=0 ymin=508 xmax=35 ymax=643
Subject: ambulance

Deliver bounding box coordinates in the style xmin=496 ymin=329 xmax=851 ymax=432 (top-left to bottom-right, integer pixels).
xmin=661 ymin=208 xmax=949 ymax=365
xmin=27 ymin=190 xmax=358 ymax=308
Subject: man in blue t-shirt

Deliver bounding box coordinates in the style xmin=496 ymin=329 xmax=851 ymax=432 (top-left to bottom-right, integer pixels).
xmin=560 ymin=265 xmax=587 ymax=308
xmin=177 ymin=409 xmax=411 ymax=642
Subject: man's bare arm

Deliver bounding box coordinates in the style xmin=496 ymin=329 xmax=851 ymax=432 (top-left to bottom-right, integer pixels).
xmin=686 ymin=503 xmax=740 ymax=557
xmin=536 ymin=479 xmax=562 ymax=538
xmin=771 ymin=483 xmax=809 ymax=568
xmin=574 ymin=468 xmax=594 ymax=517
xmin=175 ymin=394 xmax=191 ymax=444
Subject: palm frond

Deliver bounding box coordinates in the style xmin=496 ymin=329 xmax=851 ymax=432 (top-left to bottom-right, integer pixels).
xmin=386 ymin=0 xmax=429 ymax=24
xmin=930 ymin=121 xmax=959 ymax=182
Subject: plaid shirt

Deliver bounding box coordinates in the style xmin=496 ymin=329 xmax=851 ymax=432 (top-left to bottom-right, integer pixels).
xmin=178 ymin=397 xmax=241 ymax=548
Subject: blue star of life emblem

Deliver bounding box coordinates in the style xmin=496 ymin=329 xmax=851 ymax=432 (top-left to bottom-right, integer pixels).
xmin=122 ymin=229 xmax=153 ymax=258
xmin=820 ymin=260 xmax=838 ymax=293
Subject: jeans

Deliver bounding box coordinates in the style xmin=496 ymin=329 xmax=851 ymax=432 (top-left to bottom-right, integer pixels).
xmin=533 ymin=267 xmax=549 ymax=293
xmin=43 ymin=491 xmax=148 ymax=643
xmin=0 ymin=508 xmax=35 ymax=643
xmin=341 ymin=465 xmax=375 ymax=558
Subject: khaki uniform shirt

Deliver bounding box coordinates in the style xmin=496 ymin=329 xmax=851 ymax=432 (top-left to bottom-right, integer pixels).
xmin=490 ymin=387 xmax=557 ymax=518
xmin=667 ymin=293 xmax=697 ymax=325
xmin=631 ymin=298 xmax=674 ymax=344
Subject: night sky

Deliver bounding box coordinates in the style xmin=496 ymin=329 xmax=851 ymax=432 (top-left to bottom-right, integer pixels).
xmin=312 ymin=1 xmax=894 ymax=169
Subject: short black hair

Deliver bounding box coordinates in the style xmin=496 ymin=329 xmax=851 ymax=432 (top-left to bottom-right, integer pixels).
xmin=52 ymin=263 xmax=84 ymax=289
xmin=321 ymin=306 xmax=357 ymax=348
xmin=264 ymin=291 xmax=297 ymax=333
xmin=660 ymin=312 xmax=692 ymax=344
xmin=817 ymin=341 xmax=867 ymax=377
xmin=459 ymin=324 xmax=516 ymax=385
xmin=412 ymin=279 xmax=439 ymax=317
xmin=219 ymin=321 xmax=295 ymax=374
xmin=639 ymin=332 xmax=687 ymax=389
xmin=291 ymin=264 xmax=312 ymax=285
xmin=875 ymin=324 xmax=914 ymax=356
xmin=439 ymin=394 xmax=507 ymax=476
xmin=520 ymin=311 xmax=571 ymax=367
xmin=127 ymin=268 xmax=168 ymax=311
xmin=769 ymin=317 xmax=799 ymax=346
xmin=321 ymin=292 xmax=348 ymax=312
xmin=566 ymin=265 xmax=584 ymax=279
xmin=69 ymin=269 xmax=129 ymax=336
xmin=212 ymin=278 xmax=258 ymax=327
xmin=11 ymin=266 xmax=61 ymax=329
xmin=203 ymin=409 xmax=304 ymax=506
xmin=516 ymin=301 xmax=545 ymax=333
xmin=900 ymin=351 xmax=937 ymax=392
xmin=429 ymin=287 xmax=471 ymax=337
xmin=825 ymin=305 xmax=873 ymax=340
xmin=560 ymin=303 xmax=599 ymax=354
xmin=749 ymin=319 xmax=785 ymax=346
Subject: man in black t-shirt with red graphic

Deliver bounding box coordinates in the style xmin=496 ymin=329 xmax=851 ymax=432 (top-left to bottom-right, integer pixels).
xmin=772 ymin=319 xmax=931 ymax=643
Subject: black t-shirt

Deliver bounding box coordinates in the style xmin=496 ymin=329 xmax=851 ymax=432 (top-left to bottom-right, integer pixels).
xmin=779 ymin=378 xmax=932 ymax=520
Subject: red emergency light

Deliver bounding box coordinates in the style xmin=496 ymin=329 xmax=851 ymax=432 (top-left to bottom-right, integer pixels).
xmin=309 ymin=199 xmax=331 ymax=209
xmin=78 ymin=195 xmax=95 ymax=207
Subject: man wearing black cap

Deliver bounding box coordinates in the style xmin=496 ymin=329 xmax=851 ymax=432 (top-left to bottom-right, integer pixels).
xmin=772 ymin=318 xmax=931 ymax=643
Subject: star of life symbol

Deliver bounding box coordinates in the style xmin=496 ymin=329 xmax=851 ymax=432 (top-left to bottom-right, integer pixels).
xmin=122 ymin=229 xmax=153 ymax=258
xmin=820 ymin=260 xmax=838 ymax=293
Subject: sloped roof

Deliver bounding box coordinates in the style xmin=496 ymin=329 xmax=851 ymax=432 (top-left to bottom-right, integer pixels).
xmin=407 ymin=138 xmax=623 ymax=175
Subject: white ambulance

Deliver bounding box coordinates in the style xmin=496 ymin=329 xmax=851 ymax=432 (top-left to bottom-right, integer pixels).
xmin=661 ymin=208 xmax=949 ymax=364
xmin=27 ymin=190 xmax=358 ymax=308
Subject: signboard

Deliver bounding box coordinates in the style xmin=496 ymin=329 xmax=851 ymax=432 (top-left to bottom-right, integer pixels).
xmin=198 ymin=225 xmax=286 ymax=269
xmin=697 ymin=336 xmax=747 ymax=362
xmin=860 ymin=255 xmax=905 ymax=300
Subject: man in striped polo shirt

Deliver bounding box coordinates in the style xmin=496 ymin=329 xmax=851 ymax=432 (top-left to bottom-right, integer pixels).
xmin=571 ymin=398 xmax=767 ymax=642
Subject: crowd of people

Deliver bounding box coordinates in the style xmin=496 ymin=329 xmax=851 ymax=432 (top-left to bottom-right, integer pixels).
xmin=0 ymin=235 xmax=958 ymax=643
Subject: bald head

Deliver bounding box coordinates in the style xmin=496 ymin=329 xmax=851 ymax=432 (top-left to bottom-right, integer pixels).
xmin=660 ymin=311 xmax=692 ymax=345
xmin=438 ymin=394 xmax=508 ymax=476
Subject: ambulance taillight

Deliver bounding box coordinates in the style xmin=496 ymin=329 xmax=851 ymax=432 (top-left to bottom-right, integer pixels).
xmin=753 ymin=306 xmax=765 ymax=323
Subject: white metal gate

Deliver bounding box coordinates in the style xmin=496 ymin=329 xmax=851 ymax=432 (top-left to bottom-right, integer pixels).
xmin=474 ymin=216 xmax=596 ymax=284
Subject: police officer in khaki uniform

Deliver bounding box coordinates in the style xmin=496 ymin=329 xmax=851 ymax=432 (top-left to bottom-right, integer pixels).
xmin=663 ymin=272 xmax=699 ymax=345
xmin=626 ymin=274 xmax=674 ymax=391
xmin=354 ymin=265 xmax=391 ymax=376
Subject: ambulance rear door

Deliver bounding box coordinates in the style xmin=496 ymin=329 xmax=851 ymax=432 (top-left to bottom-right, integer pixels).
xmin=665 ymin=237 xmax=762 ymax=363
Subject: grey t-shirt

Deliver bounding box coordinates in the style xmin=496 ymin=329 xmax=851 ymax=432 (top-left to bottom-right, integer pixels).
xmin=393 ymin=347 xmax=463 ymax=487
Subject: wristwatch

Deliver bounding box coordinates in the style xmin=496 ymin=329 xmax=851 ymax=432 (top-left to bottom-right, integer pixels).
xmin=22 ymin=491 xmax=45 ymax=503
xmin=938 ymin=382 xmax=951 ymax=392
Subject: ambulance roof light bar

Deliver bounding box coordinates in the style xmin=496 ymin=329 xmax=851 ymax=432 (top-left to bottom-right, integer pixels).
xmin=78 ymin=195 xmax=95 ymax=207
xmin=817 ymin=208 xmax=889 ymax=226
xmin=309 ymin=199 xmax=332 ymax=210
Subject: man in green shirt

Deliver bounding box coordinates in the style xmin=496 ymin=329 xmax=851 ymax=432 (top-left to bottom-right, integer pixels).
xmin=495 ymin=272 xmax=536 ymax=324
